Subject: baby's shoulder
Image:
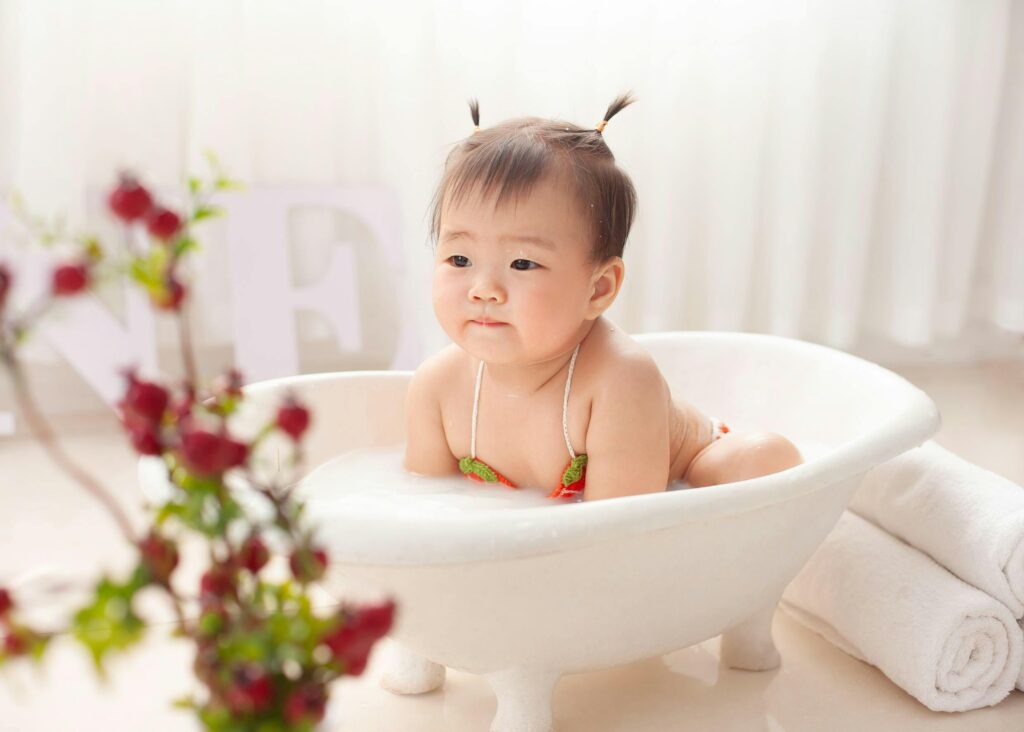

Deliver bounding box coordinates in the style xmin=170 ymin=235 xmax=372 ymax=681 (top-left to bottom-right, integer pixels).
xmin=582 ymin=325 xmax=665 ymax=397
xmin=410 ymin=344 xmax=469 ymax=399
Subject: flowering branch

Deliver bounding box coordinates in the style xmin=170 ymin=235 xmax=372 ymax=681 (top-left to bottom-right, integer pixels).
xmin=0 ymin=158 xmax=396 ymax=730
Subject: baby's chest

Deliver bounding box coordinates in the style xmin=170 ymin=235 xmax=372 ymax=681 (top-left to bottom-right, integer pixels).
xmin=440 ymin=391 xmax=592 ymax=489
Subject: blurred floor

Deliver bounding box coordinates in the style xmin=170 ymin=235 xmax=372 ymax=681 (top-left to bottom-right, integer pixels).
xmin=1 ymin=359 xmax=1022 ymax=731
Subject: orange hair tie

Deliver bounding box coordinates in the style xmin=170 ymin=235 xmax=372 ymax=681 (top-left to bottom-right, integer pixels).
xmin=595 ymin=119 xmax=608 ymax=134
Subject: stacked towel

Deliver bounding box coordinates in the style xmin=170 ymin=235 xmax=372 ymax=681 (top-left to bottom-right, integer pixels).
xmin=848 ymin=441 xmax=1024 ymax=620
xmin=780 ymin=511 xmax=1023 ymax=711
xmin=779 ymin=440 xmax=1024 ymax=711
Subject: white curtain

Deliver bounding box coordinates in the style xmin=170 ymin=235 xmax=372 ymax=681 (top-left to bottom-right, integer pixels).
xmin=0 ymin=0 xmax=1021 ymax=366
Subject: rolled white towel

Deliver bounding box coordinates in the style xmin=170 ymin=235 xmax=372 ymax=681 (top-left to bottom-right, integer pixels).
xmin=849 ymin=440 xmax=1024 ymax=619
xmin=780 ymin=511 xmax=1023 ymax=711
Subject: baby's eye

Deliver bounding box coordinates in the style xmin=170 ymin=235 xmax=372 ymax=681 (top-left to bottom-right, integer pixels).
xmin=447 ymin=255 xmax=470 ymax=268
xmin=511 ymin=259 xmax=539 ymax=271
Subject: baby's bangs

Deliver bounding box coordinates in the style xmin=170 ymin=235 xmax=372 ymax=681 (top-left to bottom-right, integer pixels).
xmin=443 ymin=133 xmax=565 ymax=215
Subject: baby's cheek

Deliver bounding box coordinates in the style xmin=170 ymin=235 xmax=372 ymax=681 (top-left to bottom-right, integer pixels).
xmin=431 ymin=281 xmax=459 ymax=327
xmin=522 ymin=289 xmax=577 ymax=334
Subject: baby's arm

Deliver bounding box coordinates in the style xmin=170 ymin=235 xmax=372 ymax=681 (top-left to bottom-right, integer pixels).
xmin=403 ymin=357 xmax=460 ymax=477
xmin=583 ymin=353 xmax=672 ymax=502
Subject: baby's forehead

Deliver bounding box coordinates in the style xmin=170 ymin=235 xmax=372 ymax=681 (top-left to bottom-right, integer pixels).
xmin=443 ymin=190 xmax=590 ymax=238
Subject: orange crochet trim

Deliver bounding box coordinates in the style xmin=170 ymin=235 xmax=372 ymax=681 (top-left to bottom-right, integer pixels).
xmin=459 ymin=454 xmax=588 ymax=500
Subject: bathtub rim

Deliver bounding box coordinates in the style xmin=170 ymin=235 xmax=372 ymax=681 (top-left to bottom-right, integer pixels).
xmin=210 ymin=331 xmax=941 ymax=566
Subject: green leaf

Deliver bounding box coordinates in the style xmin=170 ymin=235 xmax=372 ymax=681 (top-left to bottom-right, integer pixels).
xmin=562 ymin=454 xmax=588 ymax=486
xmin=187 ymin=176 xmax=202 ymax=195
xmin=71 ymin=575 xmax=147 ymax=679
xmin=192 ymin=206 xmax=224 ymax=223
xmin=172 ymin=236 xmax=200 ymax=257
xmin=458 ymin=456 xmax=497 ymax=483
xmin=214 ymin=177 xmax=245 ymax=191
xmin=171 ymin=694 xmax=196 ymax=710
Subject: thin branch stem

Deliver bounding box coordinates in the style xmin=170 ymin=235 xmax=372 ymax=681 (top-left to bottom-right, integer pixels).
xmin=3 ymin=354 xmax=137 ymax=546
xmin=177 ymin=309 xmax=199 ymax=389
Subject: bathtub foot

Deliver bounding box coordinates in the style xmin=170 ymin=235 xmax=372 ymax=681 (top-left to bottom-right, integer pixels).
xmin=485 ymin=667 xmax=561 ymax=732
xmin=720 ymin=603 xmax=782 ymax=672
xmin=379 ymin=642 xmax=446 ymax=695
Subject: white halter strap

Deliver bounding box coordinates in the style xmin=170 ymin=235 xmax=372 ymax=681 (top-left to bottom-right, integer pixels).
xmin=470 ymin=341 xmax=582 ymax=460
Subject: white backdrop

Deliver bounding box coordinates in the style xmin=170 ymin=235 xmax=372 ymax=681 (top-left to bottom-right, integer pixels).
xmin=0 ymin=0 xmax=1022 ymax=381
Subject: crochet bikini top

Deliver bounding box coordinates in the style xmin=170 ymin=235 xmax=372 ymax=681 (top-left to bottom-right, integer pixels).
xmin=458 ymin=342 xmax=588 ymax=500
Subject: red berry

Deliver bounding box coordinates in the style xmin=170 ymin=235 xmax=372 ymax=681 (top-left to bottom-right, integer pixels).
xmin=138 ymin=532 xmax=179 ymax=584
xmin=179 ymin=429 xmax=223 ymax=475
xmin=108 ymin=176 xmax=153 ymax=222
xmin=52 ymin=263 xmax=90 ymax=296
xmin=200 ymin=565 xmax=234 ymax=599
xmin=357 ymin=600 xmax=397 ymax=638
xmin=127 ymin=422 xmax=162 ymax=455
xmin=289 ymin=546 xmax=327 ymax=583
xmin=0 ymin=587 xmax=13 ymax=616
xmin=151 ymin=275 xmax=186 ymax=311
xmin=321 ymin=600 xmax=395 ymax=675
xmin=225 ymin=664 xmax=274 ymax=714
xmin=219 ymin=437 xmax=248 ymax=471
xmin=322 ymin=621 xmax=375 ymax=676
xmin=283 ymin=684 xmax=326 ymax=726
xmin=277 ymin=400 xmax=311 ymax=441
xmin=3 ymin=632 xmax=27 ymax=656
xmin=178 ymin=429 xmax=248 ymax=476
xmin=238 ymin=535 xmax=269 ymax=574
xmin=145 ymin=206 xmax=182 ymax=240
xmin=122 ymin=373 xmax=169 ymax=423
xmin=0 ymin=264 xmax=11 ymax=312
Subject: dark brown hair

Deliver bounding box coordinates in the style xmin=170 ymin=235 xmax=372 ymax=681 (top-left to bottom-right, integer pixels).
xmin=429 ymin=93 xmax=638 ymax=265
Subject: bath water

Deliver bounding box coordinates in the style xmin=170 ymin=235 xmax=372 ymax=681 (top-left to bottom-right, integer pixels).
xmin=294 ymin=444 xmax=697 ymax=515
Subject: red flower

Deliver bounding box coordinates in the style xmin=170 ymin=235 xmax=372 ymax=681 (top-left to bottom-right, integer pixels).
xmin=3 ymin=632 xmax=27 ymax=656
xmin=108 ymin=176 xmax=153 ymax=222
xmin=145 ymin=206 xmax=182 ymax=240
xmin=238 ymin=535 xmax=269 ymax=574
xmin=121 ymin=372 xmax=169 ymax=424
xmin=52 ymin=263 xmax=90 ymax=296
xmin=289 ymin=546 xmax=327 ymax=583
xmin=282 ymin=683 xmax=326 ymax=726
xmin=321 ymin=600 xmax=395 ymax=676
xmin=178 ymin=428 xmax=249 ymax=477
xmin=0 ymin=264 xmax=11 ymax=312
xmin=138 ymin=532 xmax=179 ymax=584
xmin=277 ymin=399 xmax=311 ymax=441
xmin=0 ymin=587 xmax=13 ymax=616
xmin=127 ymin=422 xmax=162 ymax=456
xmin=358 ymin=600 xmax=397 ymax=638
xmin=151 ymin=275 xmax=186 ymax=311
xmin=199 ymin=565 xmax=234 ymax=599
xmin=225 ymin=663 xmax=274 ymax=714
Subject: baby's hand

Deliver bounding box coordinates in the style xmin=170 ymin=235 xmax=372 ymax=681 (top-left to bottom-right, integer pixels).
xmin=582 ymin=353 xmax=671 ymax=501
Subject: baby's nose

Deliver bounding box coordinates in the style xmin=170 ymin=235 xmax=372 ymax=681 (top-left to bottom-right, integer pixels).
xmin=468 ymin=273 xmax=506 ymax=302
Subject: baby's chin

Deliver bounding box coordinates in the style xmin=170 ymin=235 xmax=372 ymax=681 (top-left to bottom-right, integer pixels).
xmin=455 ymin=324 xmax=525 ymax=359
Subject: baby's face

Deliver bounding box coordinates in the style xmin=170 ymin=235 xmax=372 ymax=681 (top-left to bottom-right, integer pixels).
xmin=433 ymin=172 xmax=601 ymax=365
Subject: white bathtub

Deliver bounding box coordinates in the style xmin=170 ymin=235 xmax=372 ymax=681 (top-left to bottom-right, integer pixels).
xmin=140 ymin=332 xmax=941 ymax=732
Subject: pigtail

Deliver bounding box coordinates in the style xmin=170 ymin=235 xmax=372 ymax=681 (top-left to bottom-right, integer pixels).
xmin=468 ymin=98 xmax=481 ymax=132
xmin=596 ymin=91 xmax=636 ymax=134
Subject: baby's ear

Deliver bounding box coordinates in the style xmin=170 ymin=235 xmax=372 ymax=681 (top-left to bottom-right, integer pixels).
xmin=585 ymin=256 xmax=625 ymax=319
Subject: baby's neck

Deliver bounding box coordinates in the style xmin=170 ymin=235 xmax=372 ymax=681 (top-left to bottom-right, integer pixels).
xmin=481 ymin=320 xmax=599 ymax=398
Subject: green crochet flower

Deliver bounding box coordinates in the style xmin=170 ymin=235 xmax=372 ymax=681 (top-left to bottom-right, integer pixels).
xmin=459 ymin=456 xmax=498 ymax=483
xmin=561 ymin=454 xmax=588 ymax=486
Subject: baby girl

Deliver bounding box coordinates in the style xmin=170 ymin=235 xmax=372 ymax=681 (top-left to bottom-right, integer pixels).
xmin=404 ymin=93 xmax=803 ymax=502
